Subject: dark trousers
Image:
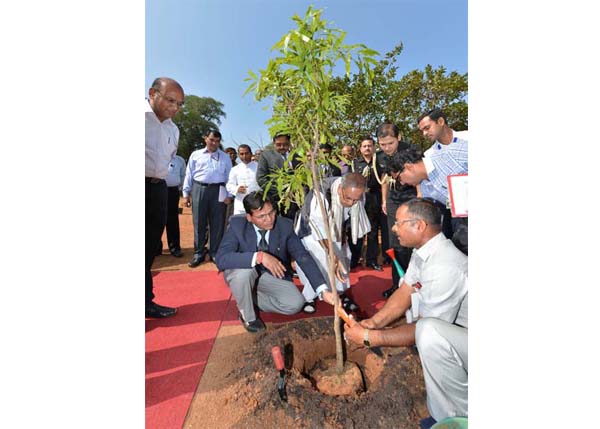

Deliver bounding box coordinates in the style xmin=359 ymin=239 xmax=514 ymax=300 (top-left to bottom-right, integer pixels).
xmin=166 ymin=186 xmax=182 ymax=252
xmin=191 ymin=182 xmax=226 ymax=258
xmin=146 ymin=180 xmax=168 ymax=305
xmin=386 ymin=198 xmax=412 ymax=288
xmin=439 ymin=207 xmax=467 ymax=255
xmin=349 ymin=191 xmax=390 ymax=266
xmin=451 ymin=217 xmax=468 ymax=255
xmin=349 ymin=233 xmax=363 ymax=267
xmin=365 ymin=191 xmax=386 ymax=265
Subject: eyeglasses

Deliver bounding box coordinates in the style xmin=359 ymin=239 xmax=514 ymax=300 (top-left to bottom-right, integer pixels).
xmin=394 ymin=219 xmax=419 ymax=228
xmin=341 ymin=187 xmax=362 ymax=205
xmin=156 ymin=91 xmax=185 ymax=108
xmin=253 ymin=208 xmax=276 ymax=221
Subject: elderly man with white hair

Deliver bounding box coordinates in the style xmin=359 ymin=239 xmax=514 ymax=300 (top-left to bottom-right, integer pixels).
xmin=294 ymin=172 xmax=371 ymax=313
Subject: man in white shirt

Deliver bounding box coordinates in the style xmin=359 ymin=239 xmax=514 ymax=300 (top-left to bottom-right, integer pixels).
xmin=295 ymin=173 xmax=371 ymax=312
xmin=145 ymin=77 xmax=184 ymax=318
xmin=344 ymin=198 xmax=468 ymax=425
xmin=226 ymin=144 xmax=260 ymax=215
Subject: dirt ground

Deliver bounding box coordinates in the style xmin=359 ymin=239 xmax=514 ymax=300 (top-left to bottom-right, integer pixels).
xmin=155 ymin=200 xmax=428 ymax=428
xmin=183 ymin=318 xmax=427 ymax=429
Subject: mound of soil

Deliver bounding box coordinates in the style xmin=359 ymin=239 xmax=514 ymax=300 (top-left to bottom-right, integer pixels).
xmin=185 ymin=317 xmax=427 ymax=428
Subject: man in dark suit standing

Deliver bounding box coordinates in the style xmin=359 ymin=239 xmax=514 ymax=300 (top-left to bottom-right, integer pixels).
xmin=215 ymin=192 xmax=334 ymax=332
xmin=256 ymin=133 xmax=299 ymax=220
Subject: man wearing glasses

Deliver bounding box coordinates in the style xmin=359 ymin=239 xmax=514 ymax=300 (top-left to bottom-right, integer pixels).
xmin=145 ymin=77 xmax=185 ymax=318
xmin=182 ymin=130 xmax=233 ymax=267
xmin=215 ymin=192 xmax=334 ymax=332
xmin=343 ymin=198 xmax=468 ymax=426
xmin=256 ymin=133 xmax=300 ymax=220
xmin=295 ymin=172 xmax=371 ymax=313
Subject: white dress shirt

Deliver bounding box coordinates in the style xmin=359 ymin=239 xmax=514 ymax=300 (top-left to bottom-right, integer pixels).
xmin=226 ymin=161 xmax=260 ymax=214
xmin=404 ymin=232 xmax=468 ymax=324
xmin=145 ymin=100 xmax=179 ymax=179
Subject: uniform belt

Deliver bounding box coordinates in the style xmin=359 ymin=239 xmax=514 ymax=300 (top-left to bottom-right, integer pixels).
xmin=145 ymin=177 xmax=165 ymax=184
xmin=194 ymin=181 xmax=225 ymax=187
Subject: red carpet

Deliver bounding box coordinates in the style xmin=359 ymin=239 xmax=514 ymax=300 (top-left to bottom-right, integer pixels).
xmin=146 ymin=266 xmax=392 ymax=428
xmin=145 ymin=271 xmax=231 ymax=429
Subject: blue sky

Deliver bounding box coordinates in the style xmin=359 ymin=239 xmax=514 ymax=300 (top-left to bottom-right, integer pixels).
xmin=146 ymin=0 xmax=467 ymax=150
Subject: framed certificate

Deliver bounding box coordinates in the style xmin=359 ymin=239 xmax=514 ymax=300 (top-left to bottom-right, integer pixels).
xmin=447 ymin=173 xmax=468 ymax=217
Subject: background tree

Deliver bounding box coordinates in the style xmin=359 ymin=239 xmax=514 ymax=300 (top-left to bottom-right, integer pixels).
xmin=330 ymin=45 xmax=468 ymax=150
xmin=172 ymin=95 xmax=226 ymax=160
xmin=246 ymin=5 xmax=378 ymax=374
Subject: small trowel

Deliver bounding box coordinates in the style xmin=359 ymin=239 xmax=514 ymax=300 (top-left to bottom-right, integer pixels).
xmin=271 ymin=346 xmax=288 ymax=402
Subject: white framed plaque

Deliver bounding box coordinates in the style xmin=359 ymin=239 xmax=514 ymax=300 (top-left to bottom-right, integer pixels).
xmin=447 ymin=173 xmax=468 ymax=217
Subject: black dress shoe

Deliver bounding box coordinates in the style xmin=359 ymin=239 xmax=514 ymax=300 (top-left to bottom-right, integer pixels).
xmin=170 ymin=249 xmax=183 ymax=258
xmin=382 ymin=285 xmax=398 ymax=299
xmin=303 ymin=301 xmax=316 ymax=314
xmin=188 ymin=254 xmax=204 ymax=267
xmin=341 ymin=295 xmax=359 ymax=312
xmin=238 ymin=312 xmax=266 ymax=333
xmin=367 ymin=262 xmax=383 ymax=271
xmin=146 ymin=302 xmax=177 ymax=318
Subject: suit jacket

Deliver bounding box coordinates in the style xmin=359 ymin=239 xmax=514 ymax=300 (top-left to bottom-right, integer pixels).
xmin=256 ymin=150 xmax=300 ymax=199
xmin=215 ymin=214 xmax=326 ymax=293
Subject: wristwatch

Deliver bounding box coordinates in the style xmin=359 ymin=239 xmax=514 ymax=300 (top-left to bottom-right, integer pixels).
xmin=363 ymin=329 xmax=371 ymax=348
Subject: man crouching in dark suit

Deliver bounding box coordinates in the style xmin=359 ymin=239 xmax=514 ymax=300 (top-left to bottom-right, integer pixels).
xmin=216 ymin=191 xmax=335 ymax=333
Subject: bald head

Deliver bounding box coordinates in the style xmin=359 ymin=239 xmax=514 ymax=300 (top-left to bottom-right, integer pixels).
xmin=151 ymin=77 xmax=184 ymax=94
xmin=341 ymin=172 xmax=366 ymax=190
xmin=148 ymin=77 xmax=184 ymax=122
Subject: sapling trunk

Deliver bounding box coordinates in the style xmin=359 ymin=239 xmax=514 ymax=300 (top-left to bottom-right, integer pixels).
xmin=309 ymin=135 xmax=345 ymax=374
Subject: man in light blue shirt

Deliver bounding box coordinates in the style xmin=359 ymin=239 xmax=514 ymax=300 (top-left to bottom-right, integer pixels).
xmin=389 ymin=130 xmax=468 ymax=255
xmin=157 ymin=153 xmax=186 ymax=257
xmin=182 ymin=130 xmax=233 ymax=267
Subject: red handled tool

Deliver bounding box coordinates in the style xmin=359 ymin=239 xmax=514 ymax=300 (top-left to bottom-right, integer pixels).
xmin=271 ymin=346 xmax=287 ymax=402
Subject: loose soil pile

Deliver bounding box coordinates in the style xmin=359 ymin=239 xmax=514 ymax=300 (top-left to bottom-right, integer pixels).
xmin=185 ymin=317 xmax=427 ymax=428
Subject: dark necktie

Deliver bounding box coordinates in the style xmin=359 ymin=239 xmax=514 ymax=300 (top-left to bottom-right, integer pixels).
xmin=258 ymin=230 xmax=268 ymax=252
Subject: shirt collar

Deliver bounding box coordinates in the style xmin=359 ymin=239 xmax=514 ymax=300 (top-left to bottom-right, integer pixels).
xmin=145 ymin=99 xmax=174 ymax=126
xmin=252 ymin=224 xmax=270 ymax=237
xmin=414 ymin=232 xmax=446 ymax=261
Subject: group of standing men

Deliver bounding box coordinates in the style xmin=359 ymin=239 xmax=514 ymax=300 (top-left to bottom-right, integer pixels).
xmin=145 ymin=76 xmax=469 ymax=425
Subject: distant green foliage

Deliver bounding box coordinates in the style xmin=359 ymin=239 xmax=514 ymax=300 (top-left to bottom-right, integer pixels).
xmin=172 ymin=95 xmax=226 ymax=160
xmin=330 ymin=45 xmax=468 ymax=151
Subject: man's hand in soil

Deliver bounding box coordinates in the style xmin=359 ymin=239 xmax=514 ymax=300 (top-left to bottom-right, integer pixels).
xmin=261 ymin=253 xmax=286 ymax=278
xmin=184 ymin=196 xmax=191 ymax=208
